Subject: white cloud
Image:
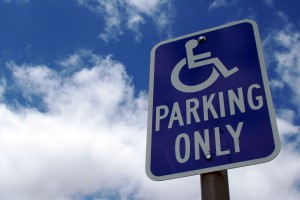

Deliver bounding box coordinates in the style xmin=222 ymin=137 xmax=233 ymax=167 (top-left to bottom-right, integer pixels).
xmin=76 ymin=0 xmax=174 ymax=42
xmin=8 ymin=62 xmax=60 ymax=97
xmin=209 ymin=0 xmax=236 ymax=10
xmin=266 ymin=23 xmax=300 ymax=111
xmin=0 ymin=77 xmax=6 ymax=100
xmin=276 ymin=11 xmax=289 ymax=23
xmin=209 ymin=0 xmax=227 ymax=9
xmin=1 ymin=51 xmax=300 ymax=199
xmin=277 ymin=108 xmax=297 ymax=122
xmin=0 ymin=52 xmax=149 ymax=199
xmin=262 ymin=0 xmax=273 ymax=6
xmin=127 ymin=13 xmax=145 ymax=41
xmin=230 ymin=117 xmax=300 ymax=200
xmin=230 ymin=149 xmax=300 ymax=200
xmin=269 ymin=79 xmax=284 ymax=89
xmin=126 ymin=0 xmax=161 ymax=15
xmin=98 ymin=0 xmax=124 ymax=42
xmin=59 ymin=53 xmax=82 ymax=69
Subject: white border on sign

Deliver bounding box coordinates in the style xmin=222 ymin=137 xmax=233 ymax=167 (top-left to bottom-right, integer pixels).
xmin=146 ymin=19 xmax=281 ymax=181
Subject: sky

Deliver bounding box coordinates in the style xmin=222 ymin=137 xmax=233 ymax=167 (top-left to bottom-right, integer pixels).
xmin=0 ymin=0 xmax=300 ymax=199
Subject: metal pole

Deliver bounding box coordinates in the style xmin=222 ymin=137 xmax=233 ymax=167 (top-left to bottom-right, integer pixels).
xmin=200 ymin=170 xmax=230 ymax=200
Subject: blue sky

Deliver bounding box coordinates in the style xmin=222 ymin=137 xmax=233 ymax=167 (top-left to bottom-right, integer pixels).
xmin=0 ymin=0 xmax=300 ymax=199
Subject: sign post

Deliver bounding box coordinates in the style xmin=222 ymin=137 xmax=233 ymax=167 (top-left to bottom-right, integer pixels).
xmin=201 ymin=170 xmax=230 ymax=200
xmin=146 ymin=19 xmax=280 ymax=197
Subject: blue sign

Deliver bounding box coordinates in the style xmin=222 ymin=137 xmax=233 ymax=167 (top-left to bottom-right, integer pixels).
xmin=146 ymin=19 xmax=280 ymax=181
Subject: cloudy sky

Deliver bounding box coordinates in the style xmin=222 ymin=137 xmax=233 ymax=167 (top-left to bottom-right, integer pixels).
xmin=0 ymin=0 xmax=300 ymax=199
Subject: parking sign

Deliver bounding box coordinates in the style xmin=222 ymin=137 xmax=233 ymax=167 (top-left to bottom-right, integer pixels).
xmin=146 ymin=19 xmax=280 ymax=181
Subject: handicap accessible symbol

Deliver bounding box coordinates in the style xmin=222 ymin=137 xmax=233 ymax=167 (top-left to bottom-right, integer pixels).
xmin=171 ymin=37 xmax=239 ymax=93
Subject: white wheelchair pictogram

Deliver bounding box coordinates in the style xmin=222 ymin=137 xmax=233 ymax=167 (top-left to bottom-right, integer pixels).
xmin=171 ymin=38 xmax=239 ymax=93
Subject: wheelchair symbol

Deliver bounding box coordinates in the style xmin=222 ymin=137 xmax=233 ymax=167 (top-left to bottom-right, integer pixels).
xmin=171 ymin=38 xmax=239 ymax=93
